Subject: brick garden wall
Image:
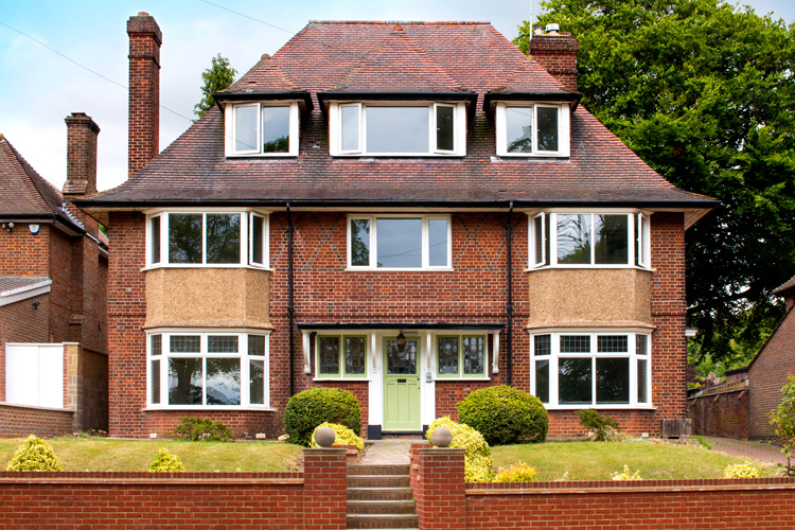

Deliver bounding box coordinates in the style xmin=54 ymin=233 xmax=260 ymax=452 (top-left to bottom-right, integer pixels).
xmin=0 ymin=403 xmax=73 ymax=437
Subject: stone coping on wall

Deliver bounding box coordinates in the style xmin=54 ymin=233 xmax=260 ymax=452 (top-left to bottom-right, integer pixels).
xmin=0 ymin=402 xmax=73 ymax=413
xmin=0 ymin=471 xmax=303 ymax=485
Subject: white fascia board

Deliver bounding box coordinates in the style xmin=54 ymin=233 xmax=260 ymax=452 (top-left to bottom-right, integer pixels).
xmin=0 ymin=280 xmax=52 ymax=307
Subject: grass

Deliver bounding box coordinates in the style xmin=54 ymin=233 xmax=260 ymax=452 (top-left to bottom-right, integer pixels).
xmin=0 ymin=436 xmax=303 ymax=473
xmin=491 ymin=440 xmax=779 ymax=481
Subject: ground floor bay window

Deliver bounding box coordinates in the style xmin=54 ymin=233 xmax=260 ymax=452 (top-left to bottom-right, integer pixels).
xmin=530 ymin=331 xmax=651 ymax=409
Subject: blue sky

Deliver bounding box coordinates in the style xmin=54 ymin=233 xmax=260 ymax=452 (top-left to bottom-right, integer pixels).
xmin=1 ymin=0 xmax=793 ymax=192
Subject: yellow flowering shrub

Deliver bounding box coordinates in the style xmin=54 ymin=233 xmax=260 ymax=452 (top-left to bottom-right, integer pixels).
xmin=611 ymin=465 xmax=642 ymax=480
xmin=149 ymin=448 xmax=185 ymax=472
xmin=6 ymin=435 xmax=63 ymax=472
xmin=723 ymin=461 xmax=762 ymax=479
xmin=494 ymin=462 xmax=538 ymax=482
xmin=309 ymin=422 xmax=365 ymax=451
xmin=426 ymin=416 xmax=493 ymax=482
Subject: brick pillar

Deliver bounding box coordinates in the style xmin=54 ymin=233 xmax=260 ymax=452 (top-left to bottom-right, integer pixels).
xmin=416 ymin=448 xmax=466 ymax=530
xmin=63 ymin=342 xmax=82 ymax=430
xmin=127 ymin=12 xmax=161 ymax=177
xmin=529 ymin=33 xmax=579 ymax=92
xmin=303 ymin=448 xmax=347 ymax=530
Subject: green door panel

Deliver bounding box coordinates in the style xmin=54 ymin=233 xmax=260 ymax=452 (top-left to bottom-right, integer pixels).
xmin=384 ymin=337 xmax=421 ymax=431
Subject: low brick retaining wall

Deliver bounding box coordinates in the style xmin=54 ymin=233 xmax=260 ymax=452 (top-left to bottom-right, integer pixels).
xmin=0 ymin=403 xmax=73 ymax=438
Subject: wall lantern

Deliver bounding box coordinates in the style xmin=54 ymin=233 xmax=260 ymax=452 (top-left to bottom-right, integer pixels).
xmin=396 ymin=330 xmax=407 ymax=353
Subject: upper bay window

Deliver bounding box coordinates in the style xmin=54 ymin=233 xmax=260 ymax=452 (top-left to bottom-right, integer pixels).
xmin=147 ymin=210 xmax=269 ymax=268
xmin=225 ymin=102 xmax=299 ymax=157
xmin=329 ymin=102 xmax=466 ymax=156
xmin=495 ymin=102 xmax=570 ymax=157
xmin=529 ymin=212 xmax=650 ymax=268
xmin=348 ymin=215 xmax=451 ymax=270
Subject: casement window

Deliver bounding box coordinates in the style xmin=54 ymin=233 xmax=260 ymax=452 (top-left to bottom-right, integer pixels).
xmin=225 ymin=102 xmax=299 ymax=157
xmin=495 ymin=103 xmax=570 ymax=157
xmin=147 ymin=331 xmax=270 ymax=408
xmin=315 ymin=335 xmax=368 ymax=378
xmin=329 ymin=102 xmax=466 ymax=156
xmin=147 ymin=211 xmax=269 ymax=268
xmin=436 ymin=335 xmax=487 ymax=378
xmin=347 ymin=215 xmax=451 ymax=270
xmin=531 ymin=331 xmax=651 ymax=408
xmin=529 ymin=212 xmax=650 ymax=268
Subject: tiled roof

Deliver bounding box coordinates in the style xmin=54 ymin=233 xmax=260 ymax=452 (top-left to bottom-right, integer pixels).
xmin=0 ymin=277 xmax=51 ymax=296
xmin=0 ymin=135 xmax=64 ymax=216
xmin=774 ymin=274 xmax=795 ymax=296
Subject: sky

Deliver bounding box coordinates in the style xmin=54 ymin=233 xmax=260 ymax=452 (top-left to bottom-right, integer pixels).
xmin=1 ymin=0 xmax=793 ymax=193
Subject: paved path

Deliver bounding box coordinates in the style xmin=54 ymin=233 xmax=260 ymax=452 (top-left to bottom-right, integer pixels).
xmin=359 ymin=440 xmax=414 ymax=465
xmin=702 ymin=436 xmax=789 ymax=466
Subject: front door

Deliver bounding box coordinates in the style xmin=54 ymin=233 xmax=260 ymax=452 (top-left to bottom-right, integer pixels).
xmin=383 ymin=337 xmax=421 ymax=431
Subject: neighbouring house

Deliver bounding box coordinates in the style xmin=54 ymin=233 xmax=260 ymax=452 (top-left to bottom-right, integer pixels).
xmin=689 ymin=275 xmax=795 ymax=440
xmin=0 ymin=114 xmax=109 ymax=436
xmin=76 ymin=13 xmax=717 ymax=440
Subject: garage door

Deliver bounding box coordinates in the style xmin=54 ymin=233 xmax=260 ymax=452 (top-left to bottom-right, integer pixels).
xmin=5 ymin=343 xmax=64 ymax=408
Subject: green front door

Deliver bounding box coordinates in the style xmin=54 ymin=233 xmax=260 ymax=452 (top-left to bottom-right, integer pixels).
xmin=384 ymin=337 xmax=421 ymax=431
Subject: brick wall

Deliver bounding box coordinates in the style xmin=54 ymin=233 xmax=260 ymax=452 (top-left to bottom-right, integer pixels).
xmin=688 ymin=389 xmax=749 ymax=439
xmin=0 ymin=403 xmax=73 ymax=437
xmin=0 ymin=223 xmax=50 ymax=278
xmin=528 ymin=33 xmax=579 ymax=92
xmin=48 ymin=226 xmax=74 ymax=344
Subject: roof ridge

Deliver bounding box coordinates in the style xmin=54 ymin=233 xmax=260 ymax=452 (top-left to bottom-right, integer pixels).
xmin=308 ymin=20 xmax=492 ymax=25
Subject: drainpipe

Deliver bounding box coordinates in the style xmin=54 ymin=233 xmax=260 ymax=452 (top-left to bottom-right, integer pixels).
xmin=506 ymin=201 xmax=513 ymax=386
xmin=286 ymin=203 xmax=295 ymax=397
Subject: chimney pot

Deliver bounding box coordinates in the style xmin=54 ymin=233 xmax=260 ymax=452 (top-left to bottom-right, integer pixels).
xmin=262 ymin=53 xmax=270 ymax=60
xmin=138 ymin=11 xmax=149 ymax=16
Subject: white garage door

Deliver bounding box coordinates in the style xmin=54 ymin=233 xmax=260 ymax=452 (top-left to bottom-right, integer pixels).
xmin=5 ymin=343 xmax=64 ymax=408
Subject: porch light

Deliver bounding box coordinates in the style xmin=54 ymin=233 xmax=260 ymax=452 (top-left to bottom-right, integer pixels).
xmin=396 ymin=331 xmax=407 ymax=352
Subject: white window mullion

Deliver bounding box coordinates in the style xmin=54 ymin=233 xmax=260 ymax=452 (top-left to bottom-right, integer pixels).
xmin=369 ymin=215 xmax=377 ymax=268
xmin=241 ymin=212 xmax=249 ymax=266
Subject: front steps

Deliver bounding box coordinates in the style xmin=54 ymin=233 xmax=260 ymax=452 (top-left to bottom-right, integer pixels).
xmin=346 ymin=464 xmax=418 ymax=530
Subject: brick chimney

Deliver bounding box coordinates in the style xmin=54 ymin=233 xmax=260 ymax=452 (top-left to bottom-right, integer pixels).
xmin=528 ymin=27 xmax=579 ymax=92
xmin=63 ymin=112 xmax=100 ymax=197
xmin=127 ymin=12 xmax=161 ymax=177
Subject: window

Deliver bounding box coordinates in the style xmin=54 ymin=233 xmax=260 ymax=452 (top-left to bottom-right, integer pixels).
xmin=225 ymin=102 xmax=299 ymax=157
xmin=531 ymin=331 xmax=651 ymax=408
xmin=315 ymin=335 xmax=367 ymax=378
xmin=330 ymin=102 xmax=466 ymax=156
xmin=348 ymin=215 xmax=451 ymax=270
xmin=148 ymin=331 xmax=269 ymax=408
xmin=437 ymin=335 xmax=487 ymax=378
xmin=146 ymin=211 xmax=269 ymax=268
xmin=495 ymin=103 xmax=570 ymax=157
xmin=529 ymin=212 xmax=650 ymax=268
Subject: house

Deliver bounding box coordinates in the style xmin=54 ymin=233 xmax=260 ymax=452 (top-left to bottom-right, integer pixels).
xmin=76 ymin=13 xmax=717 ymax=439
xmin=0 ymin=114 xmax=109 ymax=436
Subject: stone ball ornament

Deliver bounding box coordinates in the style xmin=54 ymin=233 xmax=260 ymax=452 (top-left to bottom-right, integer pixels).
xmin=432 ymin=426 xmax=453 ymax=448
xmin=314 ymin=426 xmax=336 ymax=448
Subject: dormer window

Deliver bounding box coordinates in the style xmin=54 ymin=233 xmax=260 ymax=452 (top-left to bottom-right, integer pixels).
xmin=225 ymin=102 xmax=299 ymax=157
xmin=495 ymin=102 xmax=570 ymax=157
xmin=329 ymin=102 xmax=466 ymax=156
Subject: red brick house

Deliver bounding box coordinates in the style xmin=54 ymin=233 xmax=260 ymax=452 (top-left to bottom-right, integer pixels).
xmin=0 ymin=114 xmax=109 ymax=436
xmin=77 ymin=14 xmax=717 ymax=439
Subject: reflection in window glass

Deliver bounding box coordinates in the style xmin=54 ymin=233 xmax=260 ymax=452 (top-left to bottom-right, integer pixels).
xmin=367 ymin=107 xmax=429 ymax=153
xmin=206 ymin=214 xmax=241 ymax=264
xmin=557 ymin=214 xmax=591 ymax=264
xmin=558 ymin=358 xmax=592 ymax=404
xmin=535 ymin=360 xmax=549 ymax=403
xmin=251 ymin=215 xmax=265 ymax=265
xmin=376 ymin=218 xmax=422 ymax=268
xmin=169 ymin=214 xmax=202 ymax=264
xmin=438 ymin=337 xmax=459 ymax=375
xmin=536 ymin=107 xmax=559 ymax=152
xmin=170 ymin=335 xmax=201 ymax=353
xmin=234 ymin=105 xmax=258 ymax=152
xmin=350 ymin=219 xmax=370 ymax=267
xmin=206 ymin=358 xmax=241 ymax=405
xmin=318 ymin=337 xmax=340 ymax=375
xmin=436 ymin=105 xmax=454 ymax=151
xmin=341 ymin=105 xmax=360 ymax=151
xmin=594 ymin=215 xmax=628 ymax=265
xmin=596 ymin=358 xmax=629 ymax=404
xmin=533 ymin=215 xmax=544 ymax=266
xmin=386 ymin=339 xmax=417 ymax=375
xmin=345 ymin=336 xmax=366 ymax=375
xmin=151 ymin=216 xmax=161 ymax=263
xmin=637 ymin=359 xmax=648 ymax=404
xmin=248 ymin=335 xmax=266 ymax=356
xmin=151 ymin=360 xmax=160 ymax=404
xmin=506 ymin=107 xmax=533 ymax=153
xmin=428 ymin=219 xmax=448 ymax=267
xmin=261 ymin=106 xmax=290 ymax=153
xmin=636 ymin=334 xmax=648 ymax=356
xmin=463 ymin=336 xmax=484 ymax=375
xmin=250 ymin=359 xmax=265 ymax=405
xmin=168 ymin=358 xmax=203 ymax=405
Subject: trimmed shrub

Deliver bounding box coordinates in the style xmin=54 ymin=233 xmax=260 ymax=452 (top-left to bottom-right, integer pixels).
xmin=578 ymin=409 xmax=621 ymax=441
xmin=611 ymin=465 xmax=642 ymax=480
xmin=6 ymin=435 xmax=64 ymax=472
xmin=309 ymin=422 xmax=365 ymax=451
xmin=172 ymin=417 xmax=232 ymax=441
xmin=493 ymin=462 xmax=537 ymax=482
xmin=149 ymin=449 xmax=186 ymax=472
xmin=457 ymin=385 xmax=548 ymax=445
xmin=724 ymin=461 xmax=762 ymax=479
xmin=426 ymin=417 xmax=493 ymax=482
xmin=284 ymin=388 xmax=361 ymax=446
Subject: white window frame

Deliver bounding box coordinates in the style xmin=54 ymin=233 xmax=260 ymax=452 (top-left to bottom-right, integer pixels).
xmin=146 ymin=329 xmax=271 ymax=410
xmin=346 ymin=214 xmax=453 ymax=271
xmin=144 ymin=208 xmax=270 ymax=270
xmin=495 ymin=102 xmax=570 ymax=158
xmin=225 ymin=101 xmax=299 ymax=157
xmin=329 ymin=101 xmax=467 ymax=157
xmin=529 ymin=330 xmax=653 ymax=410
xmin=528 ymin=210 xmax=652 ymax=269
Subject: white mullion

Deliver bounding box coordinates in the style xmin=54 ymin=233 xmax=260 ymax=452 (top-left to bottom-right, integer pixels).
xmin=422 ymin=218 xmax=429 ymax=268
xmin=541 ymin=213 xmax=546 ymax=266
xmin=241 ymin=334 xmax=249 ymax=406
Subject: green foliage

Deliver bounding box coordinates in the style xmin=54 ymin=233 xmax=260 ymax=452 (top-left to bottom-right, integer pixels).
xmin=493 ymin=461 xmax=538 ymax=482
xmin=149 ymin=448 xmax=186 ymax=472
xmin=309 ymin=422 xmax=365 ymax=451
xmin=426 ymin=417 xmax=494 ymax=482
xmin=770 ymin=375 xmax=795 ymax=476
xmin=458 ymin=385 xmax=548 ymax=445
xmin=516 ymin=0 xmax=795 ymax=364
xmin=284 ymin=388 xmax=362 ymax=447
xmin=578 ymin=409 xmax=621 ymax=441
xmin=171 ymin=417 xmax=232 ymax=442
xmin=723 ymin=460 xmax=762 ymax=479
xmin=194 ymin=53 xmax=237 ymax=118
xmin=611 ymin=465 xmax=642 ymax=481
xmin=693 ymin=436 xmax=712 ymax=450
xmin=6 ymin=435 xmax=63 ymax=472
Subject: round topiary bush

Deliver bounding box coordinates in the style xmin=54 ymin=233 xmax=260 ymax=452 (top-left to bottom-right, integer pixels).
xmin=426 ymin=417 xmax=493 ymax=482
xmin=149 ymin=448 xmax=186 ymax=472
xmin=457 ymin=385 xmax=548 ymax=445
xmin=6 ymin=435 xmax=64 ymax=472
xmin=310 ymin=422 xmax=365 ymax=451
xmin=284 ymin=388 xmax=362 ymax=446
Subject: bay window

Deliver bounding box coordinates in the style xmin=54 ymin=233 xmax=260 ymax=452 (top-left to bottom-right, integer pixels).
xmin=348 ymin=215 xmax=451 ymax=270
xmin=495 ymin=102 xmax=570 ymax=157
xmin=225 ymin=102 xmax=299 ymax=157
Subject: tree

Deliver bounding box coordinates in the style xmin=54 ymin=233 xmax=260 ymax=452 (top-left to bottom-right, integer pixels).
xmin=194 ymin=54 xmax=237 ymax=118
xmin=515 ymin=1 xmax=795 ymax=363
xmin=770 ymin=375 xmax=795 ymax=476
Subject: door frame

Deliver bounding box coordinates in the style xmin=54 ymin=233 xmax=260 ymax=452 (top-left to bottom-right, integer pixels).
xmin=382 ymin=336 xmax=422 ymax=432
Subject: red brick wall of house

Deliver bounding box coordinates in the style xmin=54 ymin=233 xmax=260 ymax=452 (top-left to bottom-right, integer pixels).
xmin=0 ymin=223 xmax=50 ymax=278
xmin=0 ymin=403 xmax=73 ymax=437
xmin=0 ymin=293 xmax=51 ymax=402
xmin=688 ymin=389 xmax=749 ymax=439
xmin=48 ymin=226 xmax=75 ymax=344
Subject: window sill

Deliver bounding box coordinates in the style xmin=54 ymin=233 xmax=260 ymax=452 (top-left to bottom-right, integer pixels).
xmin=433 ymin=377 xmax=491 ymax=382
xmin=142 ymin=264 xmax=273 ymax=273
xmin=143 ymin=406 xmax=275 ymax=412
xmin=542 ymin=405 xmax=656 ymax=411
xmin=345 ymin=267 xmax=454 ymax=272
xmin=226 ymin=154 xmax=298 ymax=159
xmin=525 ymin=265 xmax=654 ymax=272
xmin=313 ymin=377 xmax=370 ymax=383
xmin=496 ymin=153 xmax=569 ymax=159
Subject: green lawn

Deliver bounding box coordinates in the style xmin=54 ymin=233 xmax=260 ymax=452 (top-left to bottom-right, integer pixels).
xmin=491 ymin=441 xmax=779 ymax=481
xmin=0 ymin=437 xmax=303 ymax=473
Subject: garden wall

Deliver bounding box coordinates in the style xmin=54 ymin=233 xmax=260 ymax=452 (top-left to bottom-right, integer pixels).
xmin=0 ymin=403 xmax=73 ymax=438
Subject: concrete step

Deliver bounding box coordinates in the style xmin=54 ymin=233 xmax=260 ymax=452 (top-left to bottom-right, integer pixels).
xmin=347 ymin=487 xmax=413 ymax=502
xmin=347 ymin=475 xmax=410 ymax=488
xmin=348 ymin=464 xmax=410 ymax=476
xmin=347 ymin=500 xmax=416 ymax=515
xmin=347 ymin=514 xmax=420 ymax=529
